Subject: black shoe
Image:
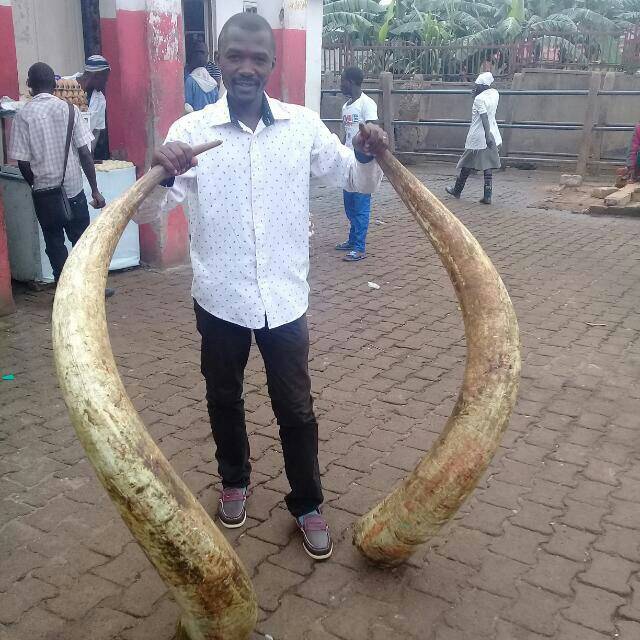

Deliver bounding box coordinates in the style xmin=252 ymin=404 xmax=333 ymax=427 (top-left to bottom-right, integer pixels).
xmin=445 ymin=186 xmax=461 ymax=199
xmin=479 ymin=186 xmax=492 ymax=205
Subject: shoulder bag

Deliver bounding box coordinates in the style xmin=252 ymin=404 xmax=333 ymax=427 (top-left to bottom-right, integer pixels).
xmin=31 ymin=102 xmax=75 ymax=223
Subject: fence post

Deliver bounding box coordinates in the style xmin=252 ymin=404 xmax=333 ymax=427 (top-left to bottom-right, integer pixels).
xmin=380 ymin=71 xmax=395 ymax=152
xmin=500 ymin=72 xmax=524 ymax=160
xmin=593 ymin=71 xmax=616 ymax=164
xmin=577 ymin=72 xmax=602 ymax=176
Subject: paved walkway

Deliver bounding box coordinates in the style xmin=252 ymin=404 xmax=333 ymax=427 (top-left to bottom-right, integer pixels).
xmin=1 ymin=165 xmax=640 ymax=640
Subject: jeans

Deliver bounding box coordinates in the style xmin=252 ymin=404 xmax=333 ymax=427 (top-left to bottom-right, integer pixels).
xmin=343 ymin=190 xmax=371 ymax=253
xmin=194 ymin=302 xmax=323 ymax=518
xmin=32 ymin=190 xmax=90 ymax=281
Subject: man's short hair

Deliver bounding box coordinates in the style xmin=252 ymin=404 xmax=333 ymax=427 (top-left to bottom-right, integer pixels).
xmin=342 ymin=67 xmax=364 ymax=86
xmin=27 ymin=62 xmax=56 ymax=91
xmin=218 ymin=12 xmax=276 ymax=55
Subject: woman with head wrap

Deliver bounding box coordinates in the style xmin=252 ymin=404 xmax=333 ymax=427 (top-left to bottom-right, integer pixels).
xmin=446 ymin=72 xmax=502 ymax=205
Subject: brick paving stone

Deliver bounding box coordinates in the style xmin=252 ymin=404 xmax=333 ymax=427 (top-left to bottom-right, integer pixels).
xmin=617 ymin=621 xmax=640 ymax=640
xmin=65 ymin=607 xmax=136 ymax=640
xmin=523 ymin=550 xmax=584 ymax=597
xmin=45 ymin=574 xmax=119 ymax=620
xmin=511 ymin=500 xmax=562 ymax=535
xmin=0 ymin=576 xmax=57 ymax=624
xmin=117 ymin=568 xmax=168 ymax=617
xmin=4 ymin=606 xmax=66 ymax=640
xmin=296 ymin=563 xmax=357 ymax=605
xmin=4 ymin=165 xmax=640 ymax=639
xmin=469 ymin=551 xmax=529 ymax=598
xmin=561 ymin=500 xmax=608 ymax=534
xmin=253 ymin=562 xmax=306 ymax=612
xmin=489 ymin=522 xmax=546 ymax=565
xmin=579 ymin=551 xmax=637 ymax=595
xmin=555 ymin=620 xmax=610 ymax=640
xmin=410 ymin=553 xmax=476 ymax=604
xmin=543 ymin=525 xmax=596 ymax=563
xmin=502 ymin=583 xmax=567 ymax=636
xmin=593 ymin=523 xmax=640 ymax=562
xmin=563 ymin=584 xmax=626 ymax=633
xmin=445 ymin=588 xmax=510 ymax=637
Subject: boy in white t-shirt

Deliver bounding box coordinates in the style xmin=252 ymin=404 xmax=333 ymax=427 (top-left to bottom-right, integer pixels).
xmin=336 ymin=67 xmax=378 ymax=262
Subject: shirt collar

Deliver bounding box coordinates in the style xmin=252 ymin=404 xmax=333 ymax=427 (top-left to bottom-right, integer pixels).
xmin=204 ymin=93 xmax=290 ymax=130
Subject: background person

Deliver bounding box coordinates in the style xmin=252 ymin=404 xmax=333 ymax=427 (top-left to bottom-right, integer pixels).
xmin=9 ymin=63 xmax=111 ymax=294
xmin=137 ymin=13 xmax=388 ymax=561
xmin=65 ymin=55 xmax=110 ymax=154
xmin=336 ymin=66 xmax=379 ymax=262
xmin=446 ymin=72 xmax=502 ymax=205
xmin=185 ymin=39 xmax=219 ymax=113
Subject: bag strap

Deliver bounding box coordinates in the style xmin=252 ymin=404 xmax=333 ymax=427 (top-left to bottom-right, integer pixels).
xmin=60 ymin=102 xmax=75 ymax=187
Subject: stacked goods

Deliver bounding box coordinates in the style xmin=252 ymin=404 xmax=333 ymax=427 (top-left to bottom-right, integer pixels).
xmin=53 ymin=79 xmax=88 ymax=111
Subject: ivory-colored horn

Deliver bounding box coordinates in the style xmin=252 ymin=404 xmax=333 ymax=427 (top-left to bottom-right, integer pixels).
xmin=353 ymin=150 xmax=521 ymax=565
xmin=52 ymin=141 xmax=258 ymax=640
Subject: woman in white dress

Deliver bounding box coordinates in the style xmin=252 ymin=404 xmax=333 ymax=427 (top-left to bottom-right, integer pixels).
xmin=446 ymin=72 xmax=502 ymax=205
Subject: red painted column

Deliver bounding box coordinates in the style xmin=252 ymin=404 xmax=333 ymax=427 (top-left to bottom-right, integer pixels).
xmin=112 ymin=0 xmax=187 ymax=268
xmin=0 ymin=0 xmax=18 ymax=315
xmin=0 ymin=1 xmax=18 ymax=100
xmin=0 ymin=196 xmax=15 ymax=316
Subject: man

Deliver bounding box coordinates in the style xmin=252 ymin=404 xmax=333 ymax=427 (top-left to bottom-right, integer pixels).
xmin=336 ymin=66 xmax=379 ymax=262
xmin=184 ymin=39 xmax=219 ymax=113
xmin=137 ymin=13 xmax=388 ymax=560
xmin=65 ymin=55 xmax=110 ymax=153
xmin=446 ymin=72 xmax=502 ymax=205
xmin=9 ymin=63 xmax=110 ymax=289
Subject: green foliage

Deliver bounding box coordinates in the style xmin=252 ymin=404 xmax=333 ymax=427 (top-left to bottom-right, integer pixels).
xmin=322 ymin=0 xmax=640 ymax=73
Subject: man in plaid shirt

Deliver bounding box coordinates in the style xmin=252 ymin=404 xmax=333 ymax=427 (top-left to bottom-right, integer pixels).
xmin=9 ymin=63 xmax=108 ymax=286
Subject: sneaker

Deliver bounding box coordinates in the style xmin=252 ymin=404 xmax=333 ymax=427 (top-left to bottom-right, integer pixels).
xmin=335 ymin=241 xmax=354 ymax=251
xmin=217 ymin=487 xmax=248 ymax=528
xmin=105 ymin=288 xmax=116 ymax=298
xmin=343 ymin=250 xmax=365 ymax=262
xmin=297 ymin=510 xmax=333 ymax=560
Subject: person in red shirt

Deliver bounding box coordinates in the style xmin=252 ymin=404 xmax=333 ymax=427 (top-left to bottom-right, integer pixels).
xmin=627 ymin=123 xmax=640 ymax=181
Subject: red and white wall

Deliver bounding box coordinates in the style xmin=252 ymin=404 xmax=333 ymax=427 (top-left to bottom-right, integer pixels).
xmin=0 ymin=0 xmax=324 ymax=314
xmin=0 ymin=0 xmax=17 ymax=314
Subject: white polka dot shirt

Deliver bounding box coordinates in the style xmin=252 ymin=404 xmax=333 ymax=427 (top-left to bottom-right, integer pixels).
xmin=137 ymin=94 xmax=383 ymax=329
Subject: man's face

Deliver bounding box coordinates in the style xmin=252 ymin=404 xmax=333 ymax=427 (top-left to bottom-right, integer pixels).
xmin=473 ymin=83 xmax=486 ymax=97
xmin=340 ymin=76 xmax=352 ymax=97
xmin=192 ymin=42 xmax=209 ymax=69
xmin=219 ymin=26 xmax=275 ymax=105
xmin=92 ymin=70 xmax=110 ymax=92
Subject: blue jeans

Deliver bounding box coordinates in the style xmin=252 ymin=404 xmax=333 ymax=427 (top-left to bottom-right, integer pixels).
xmin=343 ymin=191 xmax=371 ymax=253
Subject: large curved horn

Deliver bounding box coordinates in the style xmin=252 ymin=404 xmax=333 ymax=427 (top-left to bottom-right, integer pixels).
xmin=353 ymin=150 xmax=521 ymax=566
xmin=52 ymin=142 xmax=258 ymax=640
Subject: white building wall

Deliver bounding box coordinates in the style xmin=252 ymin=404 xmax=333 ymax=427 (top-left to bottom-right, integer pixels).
xmin=305 ymin=0 xmax=322 ymax=112
xmin=12 ymin=0 xmax=85 ymax=96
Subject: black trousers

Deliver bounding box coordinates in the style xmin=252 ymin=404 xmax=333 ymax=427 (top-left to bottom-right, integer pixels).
xmin=33 ymin=190 xmax=90 ymax=282
xmin=194 ymin=302 xmax=323 ymax=518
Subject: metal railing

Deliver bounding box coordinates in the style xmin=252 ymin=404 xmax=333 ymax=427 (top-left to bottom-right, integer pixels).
xmin=320 ymin=77 xmax=638 ymax=171
xmin=322 ymin=29 xmax=640 ymax=79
